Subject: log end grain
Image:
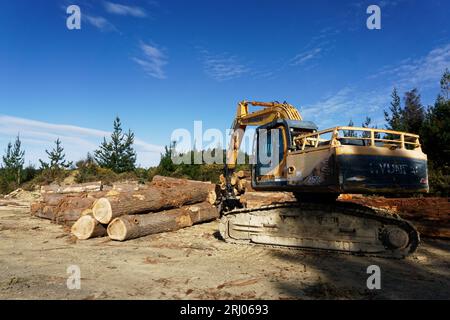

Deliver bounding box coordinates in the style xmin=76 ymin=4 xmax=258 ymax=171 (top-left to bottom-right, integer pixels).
xmin=71 ymin=215 xmax=106 ymax=240
xmin=92 ymin=198 xmax=113 ymax=224
xmin=107 ymin=218 xmax=128 ymax=241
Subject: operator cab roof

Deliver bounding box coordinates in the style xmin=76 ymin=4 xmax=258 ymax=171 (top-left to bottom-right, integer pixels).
xmin=257 ymin=119 xmax=318 ymax=131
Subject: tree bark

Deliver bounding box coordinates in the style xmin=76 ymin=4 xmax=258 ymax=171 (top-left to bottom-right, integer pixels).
xmin=107 ymin=202 xmax=219 ymax=241
xmin=32 ymin=204 xmax=58 ymax=220
xmin=54 ymin=197 xmax=99 ymax=225
xmin=71 ymin=214 xmax=107 ymax=240
xmin=93 ymin=177 xmax=217 ymax=224
xmin=31 ymin=193 xmax=103 ymax=225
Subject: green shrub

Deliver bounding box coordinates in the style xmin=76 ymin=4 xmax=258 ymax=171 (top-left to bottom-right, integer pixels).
xmin=30 ymin=168 xmax=70 ymax=186
xmin=428 ymin=165 xmax=449 ymax=197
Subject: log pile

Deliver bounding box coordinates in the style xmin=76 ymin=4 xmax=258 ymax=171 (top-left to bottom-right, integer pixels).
xmin=107 ymin=202 xmax=218 ymax=241
xmin=343 ymin=197 xmax=450 ymax=239
xmin=219 ymin=170 xmax=248 ymax=195
xmin=31 ymin=181 xmax=105 ymax=225
xmin=240 ymin=191 xmax=296 ymax=208
xmin=30 ymin=176 xmax=219 ymax=241
xmin=93 ymin=175 xmax=216 ymax=224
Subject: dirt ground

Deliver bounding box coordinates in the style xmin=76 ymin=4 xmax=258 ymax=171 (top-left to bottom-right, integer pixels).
xmin=0 ymin=205 xmax=449 ymax=300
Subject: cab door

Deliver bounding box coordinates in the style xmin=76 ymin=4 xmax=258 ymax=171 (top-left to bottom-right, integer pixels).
xmin=254 ymin=126 xmax=287 ymax=186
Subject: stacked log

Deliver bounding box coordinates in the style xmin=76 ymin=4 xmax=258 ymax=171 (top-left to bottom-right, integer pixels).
xmin=31 ymin=177 xmax=219 ymax=241
xmin=31 ymin=191 xmax=105 ymax=225
xmin=71 ymin=214 xmax=107 ymax=240
xmin=240 ymin=191 xmax=296 ymax=208
xmin=92 ymin=177 xmax=216 ymax=224
xmin=219 ymin=170 xmax=247 ymax=195
xmin=107 ymin=202 xmax=218 ymax=241
xmin=101 ymin=177 xmax=218 ymax=241
xmin=40 ymin=181 xmax=102 ymax=194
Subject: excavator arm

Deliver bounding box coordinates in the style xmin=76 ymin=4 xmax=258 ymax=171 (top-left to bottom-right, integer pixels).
xmin=222 ymin=101 xmax=302 ymax=209
xmin=225 ymin=101 xmax=302 ymax=169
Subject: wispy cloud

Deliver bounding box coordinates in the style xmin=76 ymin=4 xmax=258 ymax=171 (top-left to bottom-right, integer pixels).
xmin=290 ymin=48 xmax=322 ymax=66
xmin=200 ymin=50 xmax=250 ymax=81
xmin=0 ymin=115 xmax=164 ymax=167
xmin=289 ymin=27 xmax=339 ymax=69
xmin=301 ymin=86 xmax=390 ymax=129
xmin=369 ymin=43 xmax=450 ymax=90
xmin=104 ymin=2 xmax=147 ymax=18
xmin=84 ymin=14 xmax=117 ymax=32
xmin=302 ymin=43 xmax=450 ymax=130
xmin=132 ymin=41 xmax=168 ymax=79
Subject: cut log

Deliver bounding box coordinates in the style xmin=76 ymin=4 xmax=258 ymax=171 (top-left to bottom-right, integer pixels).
xmin=93 ymin=178 xmax=217 ymax=224
xmin=240 ymin=192 xmax=296 ymax=209
xmin=42 ymin=193 xmax=83 ymax=206
xmin=236 ymin=178 xmax=247 ymax=194
xmin=40 ymin=181 xmax=102 ymax=194
xmin=30 ymin=202 xmax=44 ymax=216
xmin=54 ymin=197 xmax=99 ymax=225
xmin=33 ymin=205 xmax=58 ymax=220
xmin=71 ymin=214 xmax=107 ymax=240
xmin=236 ymin=170 xmax=245 ymax=178
xmin=151 ymin=175 xmax=213 ymax=185
xmin=81 ymin=208 xmax=93 ymax=216
xmin=31 ymin=192 xmax=105 ymax=225
xmin=107 ymin=202 xmax=219 ymax=241
xmin=151 ymin=175 xmax=210 ymax=184
xmin=42 ymin=194 xmax=66 ymax=206
xmin=112 ymin=182 xmax=143 ymax=192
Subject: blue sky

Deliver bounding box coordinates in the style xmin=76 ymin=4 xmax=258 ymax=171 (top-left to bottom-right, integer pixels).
xmin=1 ymin=0 xmax=449 ymax=166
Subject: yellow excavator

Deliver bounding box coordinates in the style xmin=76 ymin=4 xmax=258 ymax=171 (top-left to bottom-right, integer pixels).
xmin=218 ymin=101 xmax=428 ymax=258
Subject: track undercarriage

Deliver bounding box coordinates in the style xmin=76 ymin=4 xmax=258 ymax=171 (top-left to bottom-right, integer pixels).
xmin=219 ymin=201 xmax=420 ymax=259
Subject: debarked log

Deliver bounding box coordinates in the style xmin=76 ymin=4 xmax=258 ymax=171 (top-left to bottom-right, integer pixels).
xmin=40 ymin=181 xmax=102 ymax=194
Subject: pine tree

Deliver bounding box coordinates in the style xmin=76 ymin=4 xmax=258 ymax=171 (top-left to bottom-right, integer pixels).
xmin=95 ymin=117 xmax=137 ymax=173
xmin=344 ymin=119 xmax=357 ymax=137
xmin=421 ymin=70 xmax=450 ymax=168
xmin=440 ymin=68 xmax=449 ymax=101
xmin=384 ymin=88 xmax=403 ymax=131
xmin=361 ymin=117 xmax=371 ymax=139
xmin=152 ymin=141 xmax=177 ymax=177
xmin=39 ymin=138 xmax=73 ymax=170
xmin=2 ymin=135 xmax=25 ymax=184
xmin=402 ymin=88 xmax=424 ymax=134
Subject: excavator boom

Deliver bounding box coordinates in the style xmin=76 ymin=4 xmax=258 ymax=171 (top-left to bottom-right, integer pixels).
xmin=226 ymin=100 xmax=302 ymax=170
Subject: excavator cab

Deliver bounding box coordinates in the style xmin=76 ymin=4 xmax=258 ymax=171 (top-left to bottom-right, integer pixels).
xmin=252 ymin=119 xmax=318 ymax=188
xmin=252 ymin=123 xmax=429 ymax=198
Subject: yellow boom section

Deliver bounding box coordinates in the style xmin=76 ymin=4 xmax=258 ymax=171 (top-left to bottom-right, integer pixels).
xmin=226 ymin=101 xmax=302 ymax=169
